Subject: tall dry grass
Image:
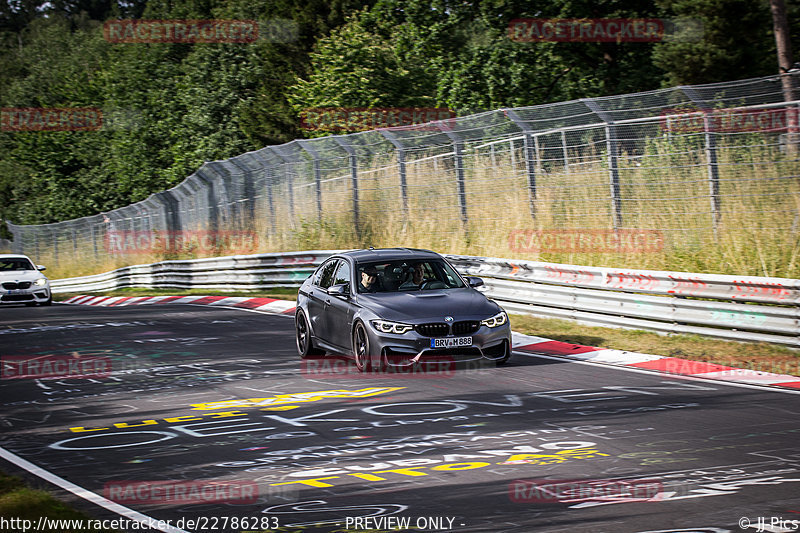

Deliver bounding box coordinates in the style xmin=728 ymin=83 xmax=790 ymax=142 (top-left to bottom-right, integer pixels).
xmin=39 ymin=132 xmax=800 ymax=280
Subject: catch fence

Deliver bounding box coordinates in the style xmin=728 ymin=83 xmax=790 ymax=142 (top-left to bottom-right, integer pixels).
xmin=4 ymin=72 xmax=800 ymax=276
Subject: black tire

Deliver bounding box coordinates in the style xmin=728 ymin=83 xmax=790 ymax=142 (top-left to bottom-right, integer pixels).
xmin=495 ymin=340 xmax=511 ymax=366
xmin=41 ymin=296 xmax=52 ymax=306
xmin=352 ymin=322 xmax=371 ymax=372
xmin=295 ymin=310 xmax=323 ymax=358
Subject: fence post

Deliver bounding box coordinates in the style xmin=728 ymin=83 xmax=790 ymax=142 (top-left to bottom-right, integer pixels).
xmin=680 ymin=86 xmax=721 ymax=235
xmin=269 ymin=147 xmax=296 ymax=227
xmin=583 ymin=99 xmax=622 ymax=229
xmin=436 ymin=123 xmax=469 ymax=232
xmin=199 ymin=163 xmax=234 ymax=230
xmin=297 ymin=140 xmax=323 ymax=223
xmin=561 ymin=130 xmax=570 ymax=174
xmin=190 ymin=171 xmax=219 ymax=234
xmin=505 ymin=109 xmax=537 ymax=219
xmin=53 ymin=228 xmax=59 ymax=265
xmin=333 ymin=137 xmax=361 ymax=239
xmin=252 ymin=151 xmax=277 ymax=235
xmin=379 ymin=130 xmax=409 ymax=214
xmin=228 ymin=158 xmax=257 ymax=231
xmin=153 ymin=190 xmax=181 ymax=243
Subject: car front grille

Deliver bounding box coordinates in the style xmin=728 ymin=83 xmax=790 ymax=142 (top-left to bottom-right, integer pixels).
xmin=2 ymin=281 xmax=32 ymax=290
xmin=452 ymin=321 xmax=480 ymax=335
xmin=415 ymin=323 xmax=449 ymax=337
xmin=414 ymin=321 xmax=479 ymax=337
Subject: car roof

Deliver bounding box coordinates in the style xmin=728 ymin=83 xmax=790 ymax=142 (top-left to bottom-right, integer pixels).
xmin=0 ymin=254 xmax=32 ymax=260
xmin=338 ymin=248 xmax=442 ymax=262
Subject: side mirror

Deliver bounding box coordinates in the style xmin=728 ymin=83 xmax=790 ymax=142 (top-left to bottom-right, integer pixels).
xmin=37 ymin=265 xmax=46 ymax=271
xmin=327 ymin=283 xmax=350 ymax=297
xmin=466 ymin=276 xmax=484 ymax=288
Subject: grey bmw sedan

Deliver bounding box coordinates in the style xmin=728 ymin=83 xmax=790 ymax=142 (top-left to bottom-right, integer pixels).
xmin=295 ymin=248 xmax=511 ymax=372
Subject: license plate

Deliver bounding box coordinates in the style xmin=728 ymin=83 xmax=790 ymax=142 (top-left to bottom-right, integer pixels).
xmin=431 ymin=336 xmax=473 ymax=349
xmin=6 ymin=289 xmax=25 ymax=295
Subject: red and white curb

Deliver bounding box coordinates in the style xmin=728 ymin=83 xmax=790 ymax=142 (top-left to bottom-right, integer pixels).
xmin=60 ymin=294 xmax=296 ymax=314
xmin=512 ymin=331 xmax=800 ymax=390
xmin=61 ymin=295 xmax=800 ymax=391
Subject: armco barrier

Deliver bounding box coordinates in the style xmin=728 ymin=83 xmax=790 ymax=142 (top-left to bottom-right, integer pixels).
xmin=50 ymin=250 xmax=338 ymax=293
xmin=51 ymin=251 xmax=799 ymax=346
xmin=445 ymin=255 xmax=799 ymax=346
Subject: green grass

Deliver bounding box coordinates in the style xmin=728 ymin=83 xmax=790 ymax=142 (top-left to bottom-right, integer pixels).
xmin=0 ymin=471 xmax=117 ymax=532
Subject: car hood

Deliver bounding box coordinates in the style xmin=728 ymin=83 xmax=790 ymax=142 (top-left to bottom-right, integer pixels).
xmin=0 ymin=271 xmax=46 ymax=283
xmin=357 ymin=288 xmax=499 ymax=322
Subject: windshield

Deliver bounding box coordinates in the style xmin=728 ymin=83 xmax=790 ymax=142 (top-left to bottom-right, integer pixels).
xmin=355 ymin=259 xmax=465 ymax=293
xmin=0 ymin=258 xmax=35 ymax=271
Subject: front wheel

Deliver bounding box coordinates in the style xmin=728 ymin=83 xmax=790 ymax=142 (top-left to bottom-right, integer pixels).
xmin=352 ymin=322 xmax=371 ymax=372
xmin=41 ymin=296 xmax=52 ymax=306
xmin=296 ymin=310 xmax=323 ymax=358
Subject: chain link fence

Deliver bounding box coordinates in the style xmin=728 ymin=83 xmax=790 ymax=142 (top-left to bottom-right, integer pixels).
xmin=4 ymin=72 xmax=800 ymax=278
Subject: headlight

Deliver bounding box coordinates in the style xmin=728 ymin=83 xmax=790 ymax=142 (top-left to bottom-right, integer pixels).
xmin=481 ymin=311 xmax=507 ymax=328
xmin=34 ymin=278 xmax=48 ymax=286
xmin=371 ymin=319 xmax=413 ymax=335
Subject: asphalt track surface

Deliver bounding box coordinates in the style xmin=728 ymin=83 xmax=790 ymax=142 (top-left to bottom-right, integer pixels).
xmin=2 ymin=303 xmax=800 ymax=533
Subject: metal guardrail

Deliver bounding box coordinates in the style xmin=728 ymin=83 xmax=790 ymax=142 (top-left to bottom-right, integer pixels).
xmin=446 ymin=255 xmax=799 ymax=346
xmin=50 ymin=251 xmax=338 ymax=293
xmin=52 ymin=251 xmax=799 ymax=346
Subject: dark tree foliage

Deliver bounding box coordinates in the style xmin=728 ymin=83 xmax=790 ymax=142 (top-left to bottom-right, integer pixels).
xmin=0 ymin=0 xmax=794 ymax=225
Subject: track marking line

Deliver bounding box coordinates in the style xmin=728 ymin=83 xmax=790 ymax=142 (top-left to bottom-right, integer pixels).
xmin=0 ymin=447 xmax=189 ymax=533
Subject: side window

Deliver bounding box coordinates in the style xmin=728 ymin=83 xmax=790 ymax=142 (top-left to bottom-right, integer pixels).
xmin=333 ymin=261 xmax=351 ymax=287
xmin=316 ymin=260 xmax=339 ymax=289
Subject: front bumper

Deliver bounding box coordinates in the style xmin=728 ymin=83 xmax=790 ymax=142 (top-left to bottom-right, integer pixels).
xmin=367 ymin=323 xmax=511 ymax=368
xmin=0 ymin=285 xmax=50 ymax=304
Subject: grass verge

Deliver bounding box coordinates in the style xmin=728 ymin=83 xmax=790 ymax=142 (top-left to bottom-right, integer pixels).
xmin=0 ymin=471 xmax=116 ymax=532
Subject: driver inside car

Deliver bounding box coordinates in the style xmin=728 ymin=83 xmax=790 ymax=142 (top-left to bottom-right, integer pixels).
xmin=399 ymin=262 xmax=428 ymax=290
xmin=359 ymin=266 xmax=381 ymax=293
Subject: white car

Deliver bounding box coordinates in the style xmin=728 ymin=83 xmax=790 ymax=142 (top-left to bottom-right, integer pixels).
xmin=0 ymin=254 xmax=52 ymax=306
